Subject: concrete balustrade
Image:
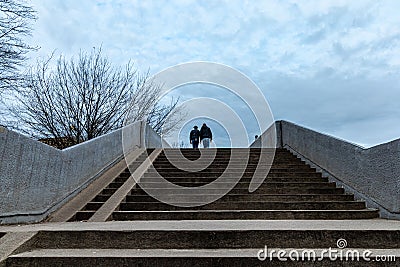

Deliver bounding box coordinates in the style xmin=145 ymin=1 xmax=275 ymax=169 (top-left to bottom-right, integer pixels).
xmin=0 ymin=121 xmax=166 ymax=224
xmin=252 ymin=120 xmax=400 ymax=219
xmin=2 ymin=118 xmax=398 ymax=224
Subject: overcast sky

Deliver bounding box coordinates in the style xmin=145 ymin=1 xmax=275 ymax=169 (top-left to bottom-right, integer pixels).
xmin=27 ymin=0 xmax=400 ymax=148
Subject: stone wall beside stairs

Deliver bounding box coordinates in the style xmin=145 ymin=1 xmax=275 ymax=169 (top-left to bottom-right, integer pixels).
xmin=0 ymin=121 xmax=165 ymax=224
xmin=252 ymin=120 xmax=400 ymax=219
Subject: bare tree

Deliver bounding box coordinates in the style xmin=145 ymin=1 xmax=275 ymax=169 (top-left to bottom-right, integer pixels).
xmin=0 ymin=0 xmax=36 ymax=93
xmin=125 ymin=85 xmax=183 ymax=136
xmin=6 ymin=48 xmax=183 ymax=149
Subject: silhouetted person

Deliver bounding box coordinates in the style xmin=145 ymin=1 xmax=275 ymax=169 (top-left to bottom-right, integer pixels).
xmin=200 ymin=123 xmax=212 ymax=148
xmin=189 ymin=125 xmax=200 ymax=148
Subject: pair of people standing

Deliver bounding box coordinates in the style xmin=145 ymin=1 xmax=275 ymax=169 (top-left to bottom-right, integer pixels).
xmin=190 ymin=123 xmax=212 ymax=148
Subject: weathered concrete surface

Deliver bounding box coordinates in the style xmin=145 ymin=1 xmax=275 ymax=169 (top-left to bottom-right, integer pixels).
xmin=7 ymin=248 xmax=400 ymax=259
xmin=251 ymin=122 xmax=279 ymax=148
xmin=252 ymin=120 xmax=400 ymax=218
xmin=1 ymin=219 xmax=400 ymax=232
xmin=1 ymin=220 xmax=399 ymax=265
xmin=0 ymin=122 xmax=167 ymax=224
xmin=47 ymin=148 xmax=146 ymax=223
xmin=88 ymin=149 xmax=162 ymax=222
xmin=0 ymin=232 xmax=37 ymax=264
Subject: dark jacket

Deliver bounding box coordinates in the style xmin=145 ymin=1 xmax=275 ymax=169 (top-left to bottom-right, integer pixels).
xmin=190 ymin=129 xmax=200 ymax=142
xmin=200 ymin=125 xmax=212 ymax=140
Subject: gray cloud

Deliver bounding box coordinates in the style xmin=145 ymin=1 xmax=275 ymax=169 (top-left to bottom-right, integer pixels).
xmin=25 ymin=0 xmax=400 ymax=147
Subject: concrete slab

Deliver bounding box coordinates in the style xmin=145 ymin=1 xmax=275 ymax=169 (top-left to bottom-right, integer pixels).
xmin=8 ymin=248 xmax=400 ymax=258
xmin=0 ymin=232 xmax=37 ymax=262
xmin=1 ymin=219 xmax=399 ymax=233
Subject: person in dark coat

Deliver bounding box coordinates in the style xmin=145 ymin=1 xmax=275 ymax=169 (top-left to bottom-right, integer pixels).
xmin=189 ymin=125 xmax=200 ymax=148
xmin=200 ymin=123 xmax=212 ymax=148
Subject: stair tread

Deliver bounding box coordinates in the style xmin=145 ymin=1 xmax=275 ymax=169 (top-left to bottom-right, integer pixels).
xmin=113 ymin=208 xmax=378 ymax=212
xmin=10 ymin=248 xmax=400 ymax=258
xmin=119 ymin=201 xmax=364 ymax=204
xmin=2 ymin=219 xmax=398 ymax=232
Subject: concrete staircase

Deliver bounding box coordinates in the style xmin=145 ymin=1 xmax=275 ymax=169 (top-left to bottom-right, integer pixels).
xmin=2 ymin=148 xmax=399 ymax=266
xmin=79 ymin=148 xmax=378 ymax=221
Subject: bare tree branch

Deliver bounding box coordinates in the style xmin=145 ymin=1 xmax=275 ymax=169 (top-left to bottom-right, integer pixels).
xmin=0 ymin=0 xmax=37 ymax=93
xmin=5 ymin=48 xmax=184 ymax=149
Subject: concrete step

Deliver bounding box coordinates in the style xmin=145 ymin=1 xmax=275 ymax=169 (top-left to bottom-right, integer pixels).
xmin=7 ymin=248 xmax=399 ymax=266
xmin=141 ymin=176 xmax=329 ymax=183
xmin=129 ymin=187 xmax=346 ymax=195
xmin=155 ymin=153 xmax=275 ymax=157
xmin=150 ymin=166 xmax=316 ymax=172
xmin=118 ymin=172 xmax=132 ymax=178
xmin=74 ymin=211 xmax=95 ymax=221
xmin=6 ymin=218 xmax=398 ymax=265
xmin=7 ymin=220 xmax=396 ymax=250
xmin=101 ymin=188 xmax=118 ymax=195
xmin=155 ymin=151 xmax=297 ymax=156
xmin=153 ymin=156 xmax=303 ymax=161
xmin=156 ymin=157 xmax=292 ymax=160
xmin=114 ymin=177 xmax=131 ymax=183
xmin=111 ymin=209 xmax=379 ymax=220
xmin=138 ymin=177 xmax=329 ymax=184
xmin=83 ymin=201 xmax=365 ymax=212
xmin=155 ymin=159 xmax=301 ymax=164
xmin=137 ymin=182 xmax=337 ymax=189
xmin=156 ymin=159 xmax=301 ymax=163
xmin=74 ymin=207 xmax=378 ymax=221
xmin=106 ymin=182 xmax=124 ymax=189
xmin=159 ymin=150 xmax=279 ymax=155
xmin=156 ymin=157 xmax=293 ymax=162
xmin=83 ymin=202 xmax=105 ymax=210
xmin=153 ymin=162 xmax=305 ymax=168
xmin=117 ymin=201 xmax=366 ymax=211
xmin=92 ymin=195 xmax=111 ymax=202
xmin=125 ymin=194 xmax=355 ymax=202
xmin=144 ymin=172 xmax=322 ymax=178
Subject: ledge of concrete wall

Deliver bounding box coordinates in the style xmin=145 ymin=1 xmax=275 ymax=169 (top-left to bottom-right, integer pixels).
xmin=277 ymin=120 xmax=400 ymax=218
xmin=250 ymin=122 xmax=279 ymax=148
xmin=144 ymin=123 xmax=171 ymax=148
xmin=0 ymin=121 xmax=166 ymax=224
